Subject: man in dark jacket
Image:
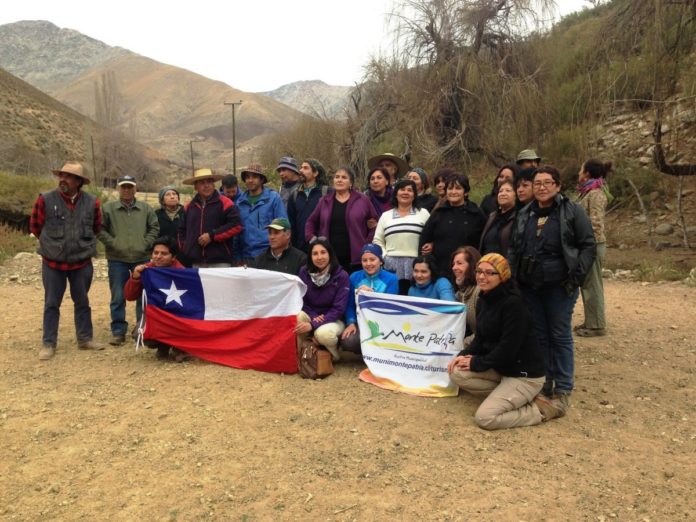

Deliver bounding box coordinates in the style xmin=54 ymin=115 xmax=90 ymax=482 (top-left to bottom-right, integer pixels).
xmin=31 ymin=161 xmax=104 ymax=360
xmin=178 ymin=168 xmax=243 ymax=267
xmin=250 ymin=218 xmax=306 ymax=275
xmin=287 ymin=158 xmax=327 ymax=252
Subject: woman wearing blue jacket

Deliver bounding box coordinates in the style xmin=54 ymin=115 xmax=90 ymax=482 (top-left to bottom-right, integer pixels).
xmin=408 ymin=255 xmax=457 ymax=301
xmin=339 ymin=244 xmax=398 ymax=355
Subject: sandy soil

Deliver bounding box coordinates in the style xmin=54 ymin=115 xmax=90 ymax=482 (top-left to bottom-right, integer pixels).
xmin=0 ymin=257 xmax=694 ymax=521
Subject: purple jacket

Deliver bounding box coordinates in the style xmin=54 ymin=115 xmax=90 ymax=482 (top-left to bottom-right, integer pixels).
xmin=304 ymin=190 xmax=378 ymax=265
xmin=298 ymin=266 xmax=350 ymax=325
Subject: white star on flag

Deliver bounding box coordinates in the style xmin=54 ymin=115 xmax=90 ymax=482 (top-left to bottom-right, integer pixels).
xmin=159 ymin=280 xmax=188 ymax=306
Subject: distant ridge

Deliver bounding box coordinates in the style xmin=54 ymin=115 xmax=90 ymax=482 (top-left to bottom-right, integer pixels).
xmin=262 ymin=80 xmax=353 ymax=119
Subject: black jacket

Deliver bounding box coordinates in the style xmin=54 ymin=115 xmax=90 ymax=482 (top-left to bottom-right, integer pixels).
xmin=250 ymin=246 xmax=307 ymax=276
xmin=479 ymin=207 xmax=516 ymax=257
xmin=461 ymin=281 xmax=544 ymax=378
xmin=420 ymin=200 xmax=486 ymax=275
xmin=287 ymin=185 xmax=329 ymax=252
xmin=508 ymin=194 xmax=596 ymax=290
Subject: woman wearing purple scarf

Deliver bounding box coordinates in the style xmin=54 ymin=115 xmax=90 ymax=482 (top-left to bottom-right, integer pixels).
xmin=575 ymin=159 xmax=612 ymax=337
xmin=365 ymin=167 xmax=393 ymax=215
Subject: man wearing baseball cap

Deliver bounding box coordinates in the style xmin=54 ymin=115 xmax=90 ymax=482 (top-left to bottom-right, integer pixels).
xmin=276 ymin=156 xmax=301 ymax=207
xmin=99 ymin=174 xmax=159 ymax=345
xmin=250 ymin=218 xmax=306 ymax=275
xmin=31 ymin=161 xmax=104 ymax=359
xmin=236 ymin=163 xmax=287 ymax=263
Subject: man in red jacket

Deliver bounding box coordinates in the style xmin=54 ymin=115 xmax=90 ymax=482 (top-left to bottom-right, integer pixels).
xmin=178 ymin=168 xmax=243 ymax=267
xmin=124 ymin=236 xmax=184 ymax=359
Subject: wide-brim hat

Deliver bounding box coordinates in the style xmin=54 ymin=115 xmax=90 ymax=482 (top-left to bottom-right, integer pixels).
xmin=516 ymin=149 xmax=541 ymax=163
xmin=52 ymin=161 xmax=91 ymax=185
xmin=183 ymin=168 xmax=223 ymax=186
xmin=367 ymin=153 xmax=408 ymax=176
xmin=240 ymin=163 xmax=268 ymax=184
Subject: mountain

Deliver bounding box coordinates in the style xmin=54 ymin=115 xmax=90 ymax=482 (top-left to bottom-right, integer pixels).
xmin=262 ymin=80 xmax=353 ymax=119
xmin=0 ymin=20 xmax=302 ymax=170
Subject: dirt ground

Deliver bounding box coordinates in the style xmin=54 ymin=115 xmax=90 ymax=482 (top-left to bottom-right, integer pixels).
xmin=0 ymin=256 xmax=694 ymax=521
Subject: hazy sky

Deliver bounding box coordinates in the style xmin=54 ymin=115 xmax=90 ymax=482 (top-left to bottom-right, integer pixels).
xmin=0 ymin=0 xmax=591 ymax=93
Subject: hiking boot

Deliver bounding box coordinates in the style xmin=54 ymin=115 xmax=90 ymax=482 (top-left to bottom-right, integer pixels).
xmin=573 ymin=323 xmax=586 ymax=332
xmin=39 ymin=345 xmax=55 ymax=361
xmin=556 ymin=392 xmax=571 ymax=414
xmin=534 ymin=395 xmax=565 ymax=422
xmin=575 ymin=327 xmax=606 ymax=337
xmin=78 ymin=339 xmax=105 ymax=351
xmin=109 ymin=333 xmax=126 ymax=346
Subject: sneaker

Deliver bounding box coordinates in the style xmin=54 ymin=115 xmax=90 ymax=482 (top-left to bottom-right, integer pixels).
xmin=39 ymin=345 xmax=55 ymax=360
xmin=533 ymin=395 xmax=565 ymax=422
xmin=575 ymin=327 xmax=606 ymax=337
xmin=109 ymin=334 xmax=126 ymax=346
xmin=78 ymin=339 xmax=105 ymax=351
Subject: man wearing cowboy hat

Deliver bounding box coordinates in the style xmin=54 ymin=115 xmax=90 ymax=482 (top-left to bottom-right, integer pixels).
xmin=515 ymin=149 xmax=541 ymax=170
xmin=236 ymin=163 xmax=287 ymax=263
xmin=276 ymin=156 xmax=300 ymax=207
xmin=30 ymin=161 xmax=104 ymax=360
xmin=178 ymin=167 xmax=242 ymax=268
xmin=99 ymin=174 xmax=159 ymax=345
xmin=367 ymin=153 xmax=409 ymax=185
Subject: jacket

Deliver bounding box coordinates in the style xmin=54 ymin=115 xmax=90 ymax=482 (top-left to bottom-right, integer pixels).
xmin=236 ymin=187 xmax=287 ymax=260
xmin=408 ymin=277 xmax=457 ymax=302
xmin=577 ymin=188 xmax=608 ymax=243
xmin=99 ymin=199 xmax=159 ymax=263
xmin=178 ymin=191 xmax=242 ymax=265
xmin=287 ymin=184 xmax=329 ymax=251
xmin=251 ymin=246 xmax=307 ymax=275
xmin=155 ymin=205 xmax=184 ymax=242
xmin=479 ymin=207 xmax=516 ymax=257
xmin=123 ymin=259 xmax=185 ymax=301
xmin=508 ymin=194 xmax=596 ymax=290
xmin=304 ymin=190 xmax=378 ymax=265
xmin=344 ymin=268 xmax=399 ymax=325
xmin=298 ymin=266 xmax=351 ymax=325
xmin=419 ymin=200 xmax=486 ymax=275
xmin=461 ymin=281 xmax=544 ymax=378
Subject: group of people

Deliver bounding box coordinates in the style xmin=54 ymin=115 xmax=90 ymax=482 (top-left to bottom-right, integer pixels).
xmin=31 ymin=149 xmax=612 ymax=431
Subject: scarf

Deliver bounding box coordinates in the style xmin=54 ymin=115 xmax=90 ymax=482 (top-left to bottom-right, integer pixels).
xmin=165 ymin=207 xmax=180 ymax=221
xmin=577 ymin=177 xmax=605 ymax=196
xmin=310 ymin=268 xmax=331 ymax=287
xmin=368 ymin=186 xmax=393 ymax=214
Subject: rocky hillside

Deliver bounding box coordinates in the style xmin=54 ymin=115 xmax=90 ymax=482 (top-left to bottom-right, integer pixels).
xmin=0 ymin=20 xmax=303 ymax=170
xmin=262 ymin=80 xmax=353 ymax=119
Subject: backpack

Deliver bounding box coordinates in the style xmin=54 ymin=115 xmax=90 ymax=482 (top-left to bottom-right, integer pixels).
xmin=297 ymin=337 xmax=334 ymax=379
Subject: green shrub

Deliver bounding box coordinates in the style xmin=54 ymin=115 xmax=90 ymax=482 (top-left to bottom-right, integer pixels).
xmin=0 ymin=224 xmax=36 ymax=264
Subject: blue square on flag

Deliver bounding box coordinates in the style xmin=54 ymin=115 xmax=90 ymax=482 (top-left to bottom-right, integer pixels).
xmin=142 ymin=268 xmax=205 ymax=319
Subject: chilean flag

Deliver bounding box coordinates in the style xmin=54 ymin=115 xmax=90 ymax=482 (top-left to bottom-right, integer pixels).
xmin=141 ymin=267 xmax=306 ymax=373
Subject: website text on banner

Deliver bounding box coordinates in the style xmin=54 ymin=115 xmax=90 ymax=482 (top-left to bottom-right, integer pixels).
xmin=357 ymin=292 xmax=466 ymax=397
xmin=141 ymin=267 xmax=306 ymax=373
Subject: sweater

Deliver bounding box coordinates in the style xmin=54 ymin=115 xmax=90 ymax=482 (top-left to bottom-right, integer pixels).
xmin=408 ymin=277 xmax=457 ymax=302
xmin=304 ymin=190 xmax=378 ymax=265
xmin=461 ymin=281 xmax=544 ymax=378
xmin=344 ymin=268 xmax=399 ymax=325
xmin=298 ymin=266 xmax=351 ymax=325
xmin=373 ymin=207 xmax=430 ymax=257
xmin=99 ymin=199 xmax=159 ymax=263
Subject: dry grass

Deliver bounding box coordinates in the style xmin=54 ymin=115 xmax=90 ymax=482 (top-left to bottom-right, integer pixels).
xmin=0 ymin=224 xmax=35 ymax=264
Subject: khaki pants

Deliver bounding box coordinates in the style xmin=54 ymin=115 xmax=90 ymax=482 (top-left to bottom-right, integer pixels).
xmin=451 ymin=368 xmax=544 ymax=430
xmin=580 ymin=242 xmax=606 ymax=329
xmin=296 ymin=311 xmax=344 ymax=360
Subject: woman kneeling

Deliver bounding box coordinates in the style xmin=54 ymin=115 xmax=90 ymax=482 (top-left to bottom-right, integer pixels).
xmin=447 ymin=253 xmax=563 ymax=430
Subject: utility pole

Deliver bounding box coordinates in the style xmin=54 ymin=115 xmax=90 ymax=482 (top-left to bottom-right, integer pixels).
xmin=224 ymin=100 xmax=243 ymax=174
xmin=189 ymin=140 xmax=196 ymax=174
xmin=90 ymin=135 xmax=98 ymax=186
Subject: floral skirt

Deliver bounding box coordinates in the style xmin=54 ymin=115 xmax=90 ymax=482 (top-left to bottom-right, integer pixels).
xmin=384 ymin=255 xmax=415 ymax=280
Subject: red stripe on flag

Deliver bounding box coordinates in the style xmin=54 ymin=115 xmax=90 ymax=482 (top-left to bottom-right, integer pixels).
xmin=143 ymin=305 xmax=298 ymax=373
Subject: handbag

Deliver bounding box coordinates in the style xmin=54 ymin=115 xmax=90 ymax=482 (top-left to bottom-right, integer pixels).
xmin=297 ymin=337 xmax=334 ymax=379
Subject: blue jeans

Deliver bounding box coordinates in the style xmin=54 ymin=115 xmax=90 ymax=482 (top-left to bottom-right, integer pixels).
xmin=42 ymin=262 xmax=94 ymax=347
xmin=107 ymin=260 xmax=144 ymax=336
xmin=521 ymin=284 xmax=579 ymax=395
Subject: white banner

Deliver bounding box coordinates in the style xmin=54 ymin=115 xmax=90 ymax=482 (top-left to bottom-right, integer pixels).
xmin=356 ymin=292 xmax=466 ymax=397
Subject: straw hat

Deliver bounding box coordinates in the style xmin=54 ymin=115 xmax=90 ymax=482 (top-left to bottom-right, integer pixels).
xmin=183 ymin=168 xmax=223 ymax=186
xmin=367 ymin=153 xmax=408 ymax=176
xmin=52 ymin=161 xmax=91 ymax=185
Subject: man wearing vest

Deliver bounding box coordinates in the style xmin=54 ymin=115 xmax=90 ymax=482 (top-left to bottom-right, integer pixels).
xmin=30 ymin=161 xmax=104 ymax=360
xmin=99 ymin=175 xmax=159 ymax=346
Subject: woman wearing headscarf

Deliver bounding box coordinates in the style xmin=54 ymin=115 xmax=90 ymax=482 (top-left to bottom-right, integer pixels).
xmin=448 ymin=254 xmax=564 ymax=430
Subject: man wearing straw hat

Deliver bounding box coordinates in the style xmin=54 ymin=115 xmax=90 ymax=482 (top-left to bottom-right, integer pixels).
xmin=178 ymin=167 xmax=242 ymax=268
xmin=30 ymin=161 xmax=104 ymax=360
xmin=367 ymin=153 xmax=409 ymax=185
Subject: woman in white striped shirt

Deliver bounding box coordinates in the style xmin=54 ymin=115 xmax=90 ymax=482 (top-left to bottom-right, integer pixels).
xmin=372 ymin=179 xmax=430 ymax=294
